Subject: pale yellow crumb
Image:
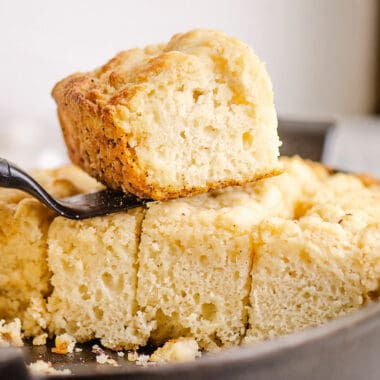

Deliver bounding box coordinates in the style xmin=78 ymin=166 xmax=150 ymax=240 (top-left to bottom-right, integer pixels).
xmin=96 ymin=353 xmax=109 ymax=364
xmin=150 ymin=337 xmax=201 ymax=363
xmin=135 ymin=354 xmax=151 ymax=366
xmin=28 ymin=360 xmax=71 ymax=375
xmin=92 ymin=344 xmax=103 ymax=354
xmin=51 ymin=333 xmax=76 ymax=354
xmin=32 ymin=333 xmax=48 ymax=346
xmin=0 ymin=319 xmax=23 ymax=347
xmin=126 ymin=349 xmax=153 ymax=366
xmin=107 ymin=358 xmax=119 ymax=367
xmin=93 ymin=346 xmax=120 ymax=367
xmin=127 ymin=351 xmax=139 ymax=362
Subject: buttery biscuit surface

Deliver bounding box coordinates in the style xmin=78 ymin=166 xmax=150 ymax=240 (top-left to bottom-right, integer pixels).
xmin=53 ymin=29 xmax=281 ymax=200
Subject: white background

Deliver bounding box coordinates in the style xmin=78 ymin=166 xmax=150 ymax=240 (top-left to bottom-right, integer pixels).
xmin=0 ymin=0 xmax=378 ymax=168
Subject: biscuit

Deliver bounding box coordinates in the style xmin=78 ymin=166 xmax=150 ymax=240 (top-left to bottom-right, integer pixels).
xmin=135 ymin=157 xmax=324 ymax=350
xmin=245 ymin=172 xmax=380 ymax=343
xmin=47 ymin=210 xmax=150 ymax=349
xmin=52 ymin=29 xmax=281 ymax=200
xmin=0 ymin=166 xmax=102 ymax=336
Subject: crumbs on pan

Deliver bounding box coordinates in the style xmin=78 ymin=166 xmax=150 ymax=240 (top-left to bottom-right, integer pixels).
xmin=0 ymin=318 xmax=23 ymax=347
xmin=32 ymin=333 xmax=48 ymax=346
xmin=135 ymin=354 xmax=151 ymax=366
xmin=51 ymin=333 xmax=76 ymax=354
xmin=127 ymin=350 xmax=139 ymax=362
xmin=149 ymin=337 xmax=201 ymax=363
xmin=124 ymin=337 xmax=201 ymax=366
xmin=127 ymin=350 xmax=151 ymax=366
xmin=29 ymin=360 xmax=71 ymax=375
xmin=92 ymin=344 xmax=119 ymax=367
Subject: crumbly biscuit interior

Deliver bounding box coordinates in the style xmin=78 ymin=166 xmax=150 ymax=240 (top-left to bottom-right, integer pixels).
xmin=92 ymin=29 xmax=280 ymax=189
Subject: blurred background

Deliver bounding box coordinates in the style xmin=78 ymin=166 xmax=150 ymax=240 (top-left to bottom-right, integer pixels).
xmin=0 ymin=0 xmax=379 ymax=174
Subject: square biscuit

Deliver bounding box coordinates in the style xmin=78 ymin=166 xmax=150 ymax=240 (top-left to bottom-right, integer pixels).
xmin=0 ymin=166 xmax=102 ymax=336
xmin=53 ymin=29 xmax=281 ymax=200
xmin=137 ymin=190 xmax=264 ymax=351
xmin=47 ymin=209 xmax=150 ymax=349
xmin=245 ymin=173 xmax=380 ymax=343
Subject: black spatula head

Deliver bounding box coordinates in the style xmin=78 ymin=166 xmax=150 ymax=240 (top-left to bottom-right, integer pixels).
xmin=0 ymin=158 xmax=149 ymax=219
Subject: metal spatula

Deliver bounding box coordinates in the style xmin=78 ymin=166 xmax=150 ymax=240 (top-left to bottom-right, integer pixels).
xmin=0 ymin=158 xmax=148 ymax=219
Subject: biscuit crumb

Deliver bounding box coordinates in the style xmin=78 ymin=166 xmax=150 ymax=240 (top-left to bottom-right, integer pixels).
xmin=127 ymin=350 xmax=139 ymax=362
xmin=117 ymin=351 xmax=125 ymax=357
xmin=28 ymin=360 xmax=71 ymax=375
xmin=93 ymin=344 xmax=119 ymax=366
xmin=127 ymin=350 xmax=152 ymax=366
xmin=108 ymin=358 xmax=119 ymax=367
xmin=0 ymin=319 xmax=23 ymax=347
xmin=51 ymin=333 xmax=76 ymax=354
xmin=92 ymin=344 xmax=103 ymax=355
xmin=32 ymin=333 xmax=48 ymax=346
xmin=96 ymin=353 xmax=108 ymax=364
xmin=135 ymin=354 xmax=151 ymax=366
xmin=150 ymin=337 xmax=201 ymax=363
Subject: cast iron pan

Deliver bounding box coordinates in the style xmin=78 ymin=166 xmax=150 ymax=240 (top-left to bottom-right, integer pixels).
xmin=6 ymin=119 xmax=379 ymax=380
